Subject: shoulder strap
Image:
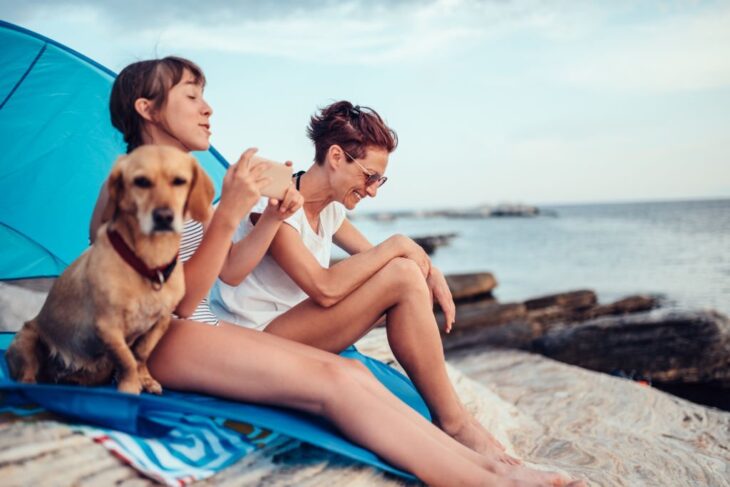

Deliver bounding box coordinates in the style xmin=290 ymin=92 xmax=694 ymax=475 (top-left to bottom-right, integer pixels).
xmin=293 ymin=170 xmax=305 ymax=190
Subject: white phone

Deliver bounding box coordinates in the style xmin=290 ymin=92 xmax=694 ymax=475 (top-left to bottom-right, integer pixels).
xmin=250 ymin=156 xmax=293 ymax=200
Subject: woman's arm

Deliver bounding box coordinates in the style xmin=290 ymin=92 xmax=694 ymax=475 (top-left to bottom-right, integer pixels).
xmin=219 ymin=187 xmax=303 ymax=286
xmin=175 ymin=149 xmax=270 ymax=317
xmin=334 ymin=218 xmax=455 ymax=331
xmin=174 ymin=207 xmax=238 ymax=316
xmin=332 ymin=219 xmax=374 ymax=255
xmin=269 ymin=225 xmax=423 ymax=308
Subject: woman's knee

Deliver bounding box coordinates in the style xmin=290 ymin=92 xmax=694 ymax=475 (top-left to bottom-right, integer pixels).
xmin=381 ymin=258 xmax=428 ymax=293
xmin=315 ymin=361 xmax=364 ymax=414
xmin=343 ymin=358 xmax=373 ymax=381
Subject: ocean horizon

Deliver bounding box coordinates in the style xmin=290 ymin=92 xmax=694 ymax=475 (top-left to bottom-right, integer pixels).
xmin=343 ymin=198 xmax=730 ymax=316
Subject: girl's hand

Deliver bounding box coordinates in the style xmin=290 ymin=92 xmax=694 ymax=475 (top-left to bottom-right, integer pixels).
xmin=217 ymin=148 xmax=271 ymax=224
xmin=426 ymin=267 xmax=455 ymax=333
xmin=263 ymin=184 xmax=304 ymax=221
xmin=261 ymin=162 xmax=304 ymax=221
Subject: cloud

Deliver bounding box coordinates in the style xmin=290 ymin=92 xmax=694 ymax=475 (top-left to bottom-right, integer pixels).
xmin=6 ymin=0 xmax=730 ymax=79
xmin=0 ymin=0 xmax=610 ymax=65
xmin=558 ymin=3 xmax=730 ymax=93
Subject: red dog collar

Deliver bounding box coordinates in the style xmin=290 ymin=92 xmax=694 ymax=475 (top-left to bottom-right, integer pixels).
xmin=107 ymin=226 xmax=178 ymax=291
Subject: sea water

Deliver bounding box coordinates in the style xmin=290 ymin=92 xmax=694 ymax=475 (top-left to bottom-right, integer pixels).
xmin=343 ymin=199 xmax=730 ymax=315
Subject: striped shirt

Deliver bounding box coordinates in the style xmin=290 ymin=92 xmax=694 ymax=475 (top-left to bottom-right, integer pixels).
xmin=178 ymin=220 xmax=219 ymax=325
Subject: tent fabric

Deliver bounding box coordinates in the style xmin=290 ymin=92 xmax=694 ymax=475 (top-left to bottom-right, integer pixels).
xmin=1 ymin=333 xmax=424 ymax=480
xmin=0 ymin=20 xmax=229 ymax=279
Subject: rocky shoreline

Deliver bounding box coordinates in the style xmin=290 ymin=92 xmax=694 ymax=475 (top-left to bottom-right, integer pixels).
xmin=438 ymin=272 xmax=730 ymax=411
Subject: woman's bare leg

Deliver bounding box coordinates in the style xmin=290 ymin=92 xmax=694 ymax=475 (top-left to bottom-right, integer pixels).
xmin=265 ymin=258 xmax=501 ymax=455
xmin=263 ymin=321 xmax=575 ymax=486
xmin=250 ymin=327 xmax=576 ymax=486
xmin=146 ymin=319 xmax=543 ymax=487
xmin=260 ymin=329 xmax=510 ymax=467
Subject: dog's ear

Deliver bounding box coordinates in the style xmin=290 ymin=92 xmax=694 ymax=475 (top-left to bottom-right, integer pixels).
xmin=186 ymin=156 xmax=215 ymax=223
xmin=101 ymin=156 xmax=127 ymax=223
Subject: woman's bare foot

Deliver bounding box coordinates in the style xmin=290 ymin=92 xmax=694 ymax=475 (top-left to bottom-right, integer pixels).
xmin=472 ymin=416 xmax=524 ymax=464
xmin=496 ymin=462 xmax=576 ymax=487
xmin=441 ymin=415 xmax=522 ymax=465
xmin=470 ymin=415 xmax=507 ymax=452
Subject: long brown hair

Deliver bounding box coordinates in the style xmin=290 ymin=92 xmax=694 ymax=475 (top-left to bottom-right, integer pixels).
xmin=307 ymin=100 xmax=398 ymax=164
xmin=109 ymin=57 xmax=206 ymax=154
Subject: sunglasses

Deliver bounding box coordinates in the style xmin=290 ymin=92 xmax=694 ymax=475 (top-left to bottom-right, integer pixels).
xmin=342 ymin=149 xmax=388 ymax=188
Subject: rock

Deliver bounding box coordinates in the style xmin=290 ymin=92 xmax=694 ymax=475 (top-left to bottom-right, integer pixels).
xmin=525 ymin=305 xmax=574 ymax=328
xmin=444 ymin=272 xmax=497 ymax=302
xmin=354 ymin=204 xmax=545 ymax=220
xmin=438 ymin=302 xmax=531 ymax=351
xmin=533 ymin=309 xmax=730 ymax=387
xmin=525 ymin=294 xmax=661 ymax=329
xmin=442 ymin=320 xmax=538 ymax=352
xmin=411 ymin=233 xmax=458 ymax=255
xmin=524 ymin=290 xmax=597 ymax=311
xmin=576 ymin=294 xmax=659 ymax=320
xmin=440 ymin=301 xmax=527 ymax=332
xmin=488 ymin=204 xmax=540 ymax=217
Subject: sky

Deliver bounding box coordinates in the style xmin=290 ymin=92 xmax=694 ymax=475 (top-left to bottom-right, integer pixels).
xmin=2 ymin=0 xmax=729 ymax=211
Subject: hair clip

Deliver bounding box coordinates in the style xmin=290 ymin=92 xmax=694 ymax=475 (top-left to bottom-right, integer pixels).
xmin=350 ymin=105 xmax=362 ymax=118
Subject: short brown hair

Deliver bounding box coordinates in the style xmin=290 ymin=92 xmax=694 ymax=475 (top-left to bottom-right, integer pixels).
xmin=307 ymin=101 xmax=398 ymax=164
xmin=110 ymin=57 xmax=206 ymax=153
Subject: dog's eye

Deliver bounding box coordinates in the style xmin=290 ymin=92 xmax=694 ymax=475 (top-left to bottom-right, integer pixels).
xmin=172 ymin=177 xmax=187 ymax=186
xmin=133 ymin=176 xmax=153 ymax=188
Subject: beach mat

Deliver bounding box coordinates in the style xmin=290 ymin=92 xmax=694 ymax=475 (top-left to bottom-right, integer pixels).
xmin=0 ymin=332 xmax=428 ymax=482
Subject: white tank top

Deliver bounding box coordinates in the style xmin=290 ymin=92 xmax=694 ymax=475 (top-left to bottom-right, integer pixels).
xmin=208 ymin=199 xmax=346 ymax=330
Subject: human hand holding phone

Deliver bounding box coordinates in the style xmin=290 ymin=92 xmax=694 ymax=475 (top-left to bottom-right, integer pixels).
xmin=250 ymin=156 xmax=293 ymax=200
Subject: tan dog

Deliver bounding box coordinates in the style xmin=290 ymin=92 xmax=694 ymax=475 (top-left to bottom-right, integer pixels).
xmin=6 ymin=145 xmax=214 ymax=394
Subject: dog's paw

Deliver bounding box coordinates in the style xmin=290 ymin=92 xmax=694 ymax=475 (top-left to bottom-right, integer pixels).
xmin=18 ymin=374 xmax=37 ymax=384
xmin=117 ymin=379 xmax=142 ymax=395
xmin=141 ymin=375 xmax=163 ymax=395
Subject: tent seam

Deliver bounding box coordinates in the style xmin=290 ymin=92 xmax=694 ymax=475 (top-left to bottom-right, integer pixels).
xmin=0 ymin=222 xmax=68 ymax=275
xmin=0 ymin=43 xmax=47 ymax=112
xmin=1 ymin=20 xmax=229 ymax=169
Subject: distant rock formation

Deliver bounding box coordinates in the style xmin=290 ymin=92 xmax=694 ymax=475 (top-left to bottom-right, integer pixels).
xmin=412 ymin=233 xmax=458 ymax=255
xmin=354 ymin=203 xmax=547 ymax=221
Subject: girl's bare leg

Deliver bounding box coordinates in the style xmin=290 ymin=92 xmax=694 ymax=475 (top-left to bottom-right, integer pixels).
xmin=147 ymin=319 xmax=534 ymax=487
xmin=265 ymin=258 xmax=500 ymax=455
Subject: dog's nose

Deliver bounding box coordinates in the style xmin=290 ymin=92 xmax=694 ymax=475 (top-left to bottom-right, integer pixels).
xmin=152 ymin=207 xmax=175 ymax=231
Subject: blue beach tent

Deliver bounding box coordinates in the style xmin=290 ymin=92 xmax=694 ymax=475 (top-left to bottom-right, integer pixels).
xmin=0 ymin=20 xmax=227 ymax=279
xmin=0 ymin=21 xmax=430 ymax=480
